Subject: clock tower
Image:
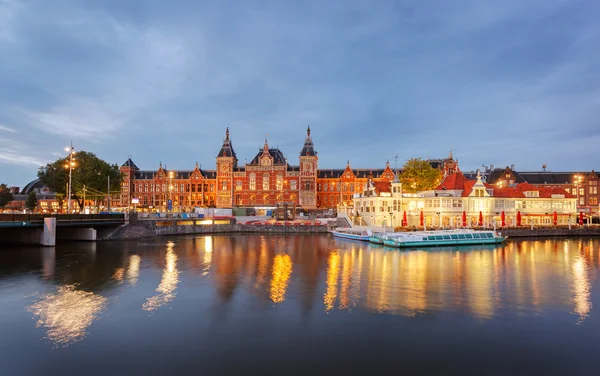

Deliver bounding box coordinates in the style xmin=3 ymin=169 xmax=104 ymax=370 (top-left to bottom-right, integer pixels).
xmin=299 ymin=126 xmax=318 ymax=209
xmin=216 ymin=128 xmax=238 ymax=208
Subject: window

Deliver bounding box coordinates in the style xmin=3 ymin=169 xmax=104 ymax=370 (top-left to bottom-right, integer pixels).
xmin=589 ymin=186 xmax=597 ymax=195
xmin=290 ymin=181 xmax=297 ymax=190
xmin=565 ymin=188 xmax=570 ymax=194
xmin=525 ymin=191 xmax=539 ymax=198
xmin=590 ymin=197 xmax=598 ymax=205
xmin=263 ymin=173 xmax=270 ymax=190
xmin=222 ymin=181 xmax=228 ymax=190
xmin=579 ymin=197 xmax=585 ymax=205
xmin=236 ymin=180 xmax=242 ymax=191
xmin=277 ymin=174 xmax=283 ymax=190
xmin=249 ymin=173 xmax=256 ymax=190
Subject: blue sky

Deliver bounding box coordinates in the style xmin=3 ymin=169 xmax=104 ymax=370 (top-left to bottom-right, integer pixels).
xmin=1 ymin=0 xmax=599 ymax=187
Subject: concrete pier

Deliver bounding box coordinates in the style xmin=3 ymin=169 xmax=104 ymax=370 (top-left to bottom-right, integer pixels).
xmin=42 ymin=217 xmax=56 ymax=247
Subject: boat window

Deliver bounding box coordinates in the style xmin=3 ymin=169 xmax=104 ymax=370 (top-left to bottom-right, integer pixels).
xmin=465 ymin=234 xmax=473 ymax=239
xmin=451 ymin=235 xmax=459 ymax=239
xmin=443 ymin=235 xmax=451 ymax=240
xmin=473 ymin=233 xmax=480 ymax=239
xmin=435 ymin=236 xmax=444 ymax=240
xmin=488 ymin=233 xmax=494 ymax=238
xmin=428 ymin=236 xmax=436 ymax=241
xmin=457 ymin=234 xmax=466 ymax=239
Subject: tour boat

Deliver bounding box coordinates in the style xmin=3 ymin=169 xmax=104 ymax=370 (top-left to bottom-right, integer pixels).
xmin=330 ymin=227 xmax=372 ymax=241
xmin=382 ymin=229 xmax=507 ymax=248
xmin=369 ymin=232 xmax=403 ymax=245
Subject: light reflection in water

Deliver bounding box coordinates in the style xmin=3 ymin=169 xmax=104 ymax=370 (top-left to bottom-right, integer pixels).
xmin=143 ymin=241 xmax=179 ymax=312
xmin=270 ymin=254 xmax=292 ymax=303
xmin=324 ymin=251 xmax=340 ymax=312
xmin=572 ymin=255 xmax=591 ymax=321
xmin=127 ymin=255 xmax=141 ymax=285
xmin=28 ymin=285 xmax=107 ymax=347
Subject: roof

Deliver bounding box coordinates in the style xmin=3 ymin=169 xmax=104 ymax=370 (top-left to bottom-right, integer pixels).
xmin=248 ymin=148 xmax=287 ymax=165
xmin=21 ymin=179 xmax=46 ymax=194
xmin=300 ymin=126 xmax=317 ymax=156
xmin=462 ymin=181 xmax=575 ymax=198
xmin=121 ymin=158 xmax=139 ymax=170
xmin=486 ymin=168 xmax=527 ymax=184
xmin=436 ymin=171 xmax=470 ymax=190
xmin=317 ymin=169 xmax=385 ymax=179
xmin=216 ymin=128 xmax=237 ymax=159
xmin=372 ymin=181 xmax=391 ymax=195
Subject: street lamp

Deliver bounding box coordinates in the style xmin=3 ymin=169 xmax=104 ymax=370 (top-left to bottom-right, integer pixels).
xmin=64 ymin=142 xmax=76 ymax=213
xmin=168 ymin=171 xmax=174 ymax=212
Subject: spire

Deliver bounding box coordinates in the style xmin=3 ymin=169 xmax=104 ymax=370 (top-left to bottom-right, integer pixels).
xmin=347 ymin=160 xmax=350 ymax=168
xmin=195 ymin=161 xmax=199 ymax=169
xmin=449 ymin=149 xmax=453 ymax=160
xmin=159 ymin=161 xmax=162 ymax=169
xmin=386 ymin=159 xmax=390 ymax=168
xmin=216 ymin=128 xmax=237 ymax=160
xmin=300 ymin=126 xmax=316 ymax=156
xmin=264 ymin=136 xmax=269 ymax=152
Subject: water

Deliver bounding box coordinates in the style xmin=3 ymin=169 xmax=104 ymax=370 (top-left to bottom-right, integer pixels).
xmin=1 ymin=235 xmax=600 ymax=375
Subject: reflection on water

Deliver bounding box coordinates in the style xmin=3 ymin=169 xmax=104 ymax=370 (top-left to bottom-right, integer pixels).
xmin=27 ymin=285 xmax=107 ymax=347
xmin=142 ymin=241 xmax=179 ymax=312
xmin=270 ymin=254 xmax=292 ymax=303
xmin=4 ymin=235 xmax=600 ymax=352
xmin=324 ymin=251 xmax=340 ymax=311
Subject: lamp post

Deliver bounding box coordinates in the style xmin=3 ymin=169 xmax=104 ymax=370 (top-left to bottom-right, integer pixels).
xmin=168 ymin=171 xmax=174 ymax=213
xmin=64 ymin=143 xmax=76 ymax=213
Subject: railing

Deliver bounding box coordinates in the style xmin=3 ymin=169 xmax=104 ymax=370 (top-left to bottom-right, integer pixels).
xmin=0 ymin=214 xmax=125 ymax=223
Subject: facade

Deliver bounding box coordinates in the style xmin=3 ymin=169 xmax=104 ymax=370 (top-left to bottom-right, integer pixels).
xmin=486 ymin=166 xmax=600 ymax=216
xmin=351 ymin=171 xmax=578 ymax=228
xmin=118 ymin=127 xmax=424 ymax=212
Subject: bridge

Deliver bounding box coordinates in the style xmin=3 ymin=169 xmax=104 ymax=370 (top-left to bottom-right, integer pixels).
xmin=0 ymin=214 xmax=127 ymax=246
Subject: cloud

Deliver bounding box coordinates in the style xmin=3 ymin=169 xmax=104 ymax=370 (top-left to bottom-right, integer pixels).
xmin=0 ymin=123 xmax=16 ymax=133
xmin=1 ymin=0 xmax=600 ymax=187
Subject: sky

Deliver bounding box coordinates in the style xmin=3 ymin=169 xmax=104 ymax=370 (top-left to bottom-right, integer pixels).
xmin=1 ymin=0 xmax=599 ymax=187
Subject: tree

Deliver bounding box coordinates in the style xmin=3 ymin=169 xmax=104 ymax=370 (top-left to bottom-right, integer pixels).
xmin=25 ymin=191 xmax=38 ymax=211
xmin=400 ymin=158 xmax=442 ymax=193
xmin=37 ymin=151 xmax=122 ymax=211
xmin=0 ymin=183 xmax=14 ymax=208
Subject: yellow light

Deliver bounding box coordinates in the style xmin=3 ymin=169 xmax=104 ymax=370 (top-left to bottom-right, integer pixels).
xmin=270 ymin=254 xmax=293 ymax=303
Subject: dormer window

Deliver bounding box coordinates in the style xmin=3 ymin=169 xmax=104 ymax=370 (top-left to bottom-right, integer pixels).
xmin=525 ymin=191 xmax=539 ymax=198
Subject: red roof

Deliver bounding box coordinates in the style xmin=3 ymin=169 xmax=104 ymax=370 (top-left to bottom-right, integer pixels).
xmin=436 ymin=171 xmax=470 ymax=190
xmin=373 ymin=181 xmax=391 ymax=195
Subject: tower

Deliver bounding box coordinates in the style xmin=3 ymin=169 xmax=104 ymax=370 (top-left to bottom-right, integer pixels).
xmin=216 ymin=128 xmax=238 ymax=208
xmin=119 ymin=157 xmax=139 ymax=208
xmin=299 ymin=126 xmax=318 ymax=209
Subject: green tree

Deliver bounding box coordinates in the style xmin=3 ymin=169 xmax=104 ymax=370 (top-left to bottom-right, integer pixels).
xmin=0 ymin=183 xmax=14 ymax=208
xmin=25 ymin=191 xmax=38 ymax=211
xmin=37 ymin=151 xmax=122 ymax=211
xmin=400 ymin=158 xmax=442 ymax=193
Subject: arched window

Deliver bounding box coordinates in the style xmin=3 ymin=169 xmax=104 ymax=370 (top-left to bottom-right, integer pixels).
xmin=249 ymin=173 xmax=256 ymax=190
xmin=263 ymin=173 xmax=270 ymax=190
xmin=276 ymin=174 xmax=283 ymax=190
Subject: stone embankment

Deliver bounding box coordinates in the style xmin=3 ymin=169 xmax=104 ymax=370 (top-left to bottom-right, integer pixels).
xmin=100 ymin=219 xmax=329 ymax=240
xmin=501 ymin=226 xmax=600 ymax=238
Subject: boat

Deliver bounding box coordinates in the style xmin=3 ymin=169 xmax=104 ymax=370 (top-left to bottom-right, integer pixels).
xmin=369 ymin=232 xmax=403 ymax=244
xmin=330 ymin=227 xmax=372 ymax=241
xmin=382 ymin=229 xmax=507 ymax=248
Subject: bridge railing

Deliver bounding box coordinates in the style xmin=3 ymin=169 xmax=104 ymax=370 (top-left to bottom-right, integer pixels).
xmin=0 ymin=214 xmax=126 ymax=223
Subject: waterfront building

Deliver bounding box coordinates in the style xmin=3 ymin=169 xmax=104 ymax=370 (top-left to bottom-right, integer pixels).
xmin=350 ymin=171 xmax=578 ymax=228
xmin=117 ymin=127 xmax=422 ymax=212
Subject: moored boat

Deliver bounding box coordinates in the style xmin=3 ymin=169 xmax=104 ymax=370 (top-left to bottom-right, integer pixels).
xmin=369 ymin=232 xmax=403 ymax=244
xmin=383 ymin=229 xmax=507 ymax=248
xmin=331 ymin=227 xmax=372 ymax=242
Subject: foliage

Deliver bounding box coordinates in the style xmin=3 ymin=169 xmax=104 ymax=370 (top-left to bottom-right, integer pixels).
xmin=0 ymin=183 xmax=14 ymax=207
xmin=400 ymin=158 xmax=442 ymax=193
xmin=37 ymin=151 xmax=122 ymax=210
xmin=25 ymin=191 xmax=38 ymax=210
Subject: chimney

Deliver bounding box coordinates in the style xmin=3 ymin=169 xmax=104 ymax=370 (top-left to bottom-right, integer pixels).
xmin=490 ymin=164 xmax=494 ymax=170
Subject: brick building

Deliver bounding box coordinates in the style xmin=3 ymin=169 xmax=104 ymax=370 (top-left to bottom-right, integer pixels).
xmin=119 ymin=127 xmax=409 ymax=212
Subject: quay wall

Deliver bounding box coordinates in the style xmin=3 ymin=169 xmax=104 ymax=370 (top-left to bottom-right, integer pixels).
xmin=100 ymin=220 xmax=329 ymax=240
xmin=501 ymin=227 xmax=600 ymax=238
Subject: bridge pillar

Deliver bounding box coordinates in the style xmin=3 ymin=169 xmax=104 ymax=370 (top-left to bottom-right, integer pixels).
xmin=42 ymin=217 xmax=56 ymax=247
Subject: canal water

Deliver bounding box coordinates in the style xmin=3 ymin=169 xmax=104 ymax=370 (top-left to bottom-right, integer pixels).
xmin=1 ymin=235 xmax=600 ymax=375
